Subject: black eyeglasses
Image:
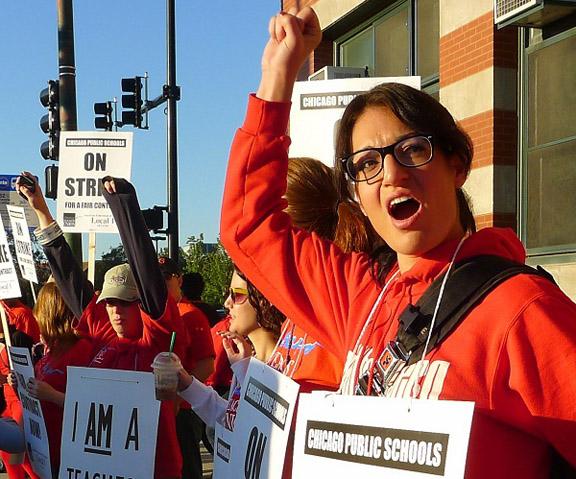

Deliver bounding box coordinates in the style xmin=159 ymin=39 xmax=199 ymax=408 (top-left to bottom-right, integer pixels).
xmin=340 ymin=134 xmax=434 ymax=182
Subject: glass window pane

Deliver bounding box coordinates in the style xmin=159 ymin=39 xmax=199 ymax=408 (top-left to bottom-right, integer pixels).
xmin=341 ymin=28 xmax=374 ymax=75
xmin=526 ymin=139 xmax=576 ymax=249
xmin=374 ymin=7 xmax=409 ymax=77
xmin=528 ymin=35 xmax=576 ymax=147
xmin=417 ymin=0 xmax=439 ymax=78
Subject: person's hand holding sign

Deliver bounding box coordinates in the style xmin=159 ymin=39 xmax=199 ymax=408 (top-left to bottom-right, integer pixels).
xmin=16 ymin=172 xmax=54 ymax=229
xmin=27 ymin=377 xmax=65 ymax=407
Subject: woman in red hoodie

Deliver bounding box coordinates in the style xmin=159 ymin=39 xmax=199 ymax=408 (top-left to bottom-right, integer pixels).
xmin=220 ymin=7 xmax=576 ymax=478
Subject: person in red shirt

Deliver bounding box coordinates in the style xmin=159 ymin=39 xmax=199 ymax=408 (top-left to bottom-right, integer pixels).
xmin=0 ymin=325 xmax=38 ymax=479
xmin=204 ymin=316 xmax=233 ymax=396
xmin=159 ymin=256 xmax=215 ymax=479
xmin=220 ymin=7 xmax=576 ymax=478
xmin=12 ymin=282 xmax=93 ymax=477
xmin=18 ymin=174 xmax=185 ymax=479
xmin=181 ymin=272 xmax=221 ymax=328
xmin=1 ymin=299 xmax=40 ymax=344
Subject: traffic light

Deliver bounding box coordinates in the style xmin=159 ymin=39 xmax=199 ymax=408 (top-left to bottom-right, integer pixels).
xmin=121 ymin=77 xmax=143 ymax=128
xmin=141 ymin=206 xmax=164 ymax=232
xmin=44 ymin=165 xmax=58 ymax=200
xmin=94 ymin=101 xmax=113 ymax=131
xmin=39 ymin=80 xmax=60 ymax=160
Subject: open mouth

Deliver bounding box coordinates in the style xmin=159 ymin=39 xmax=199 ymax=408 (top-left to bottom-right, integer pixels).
xmin=388 ymin=196 xmax=421 ymax=221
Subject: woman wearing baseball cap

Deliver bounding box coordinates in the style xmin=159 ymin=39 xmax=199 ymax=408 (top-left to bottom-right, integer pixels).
xmin=17 ymin=174 xmax=186 ymax=479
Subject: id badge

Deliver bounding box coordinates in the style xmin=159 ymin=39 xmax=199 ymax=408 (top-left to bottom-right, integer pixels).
xmin=375 ymin=341 xmax=410 ymax=388
xmin=355 ymin=341 xmax=410 ymax=396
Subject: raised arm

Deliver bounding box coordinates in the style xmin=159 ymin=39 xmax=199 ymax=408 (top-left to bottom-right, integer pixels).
xmin=101 ymin=177 xmax=167 ymax=319
xmin=16 ymin=172 xmax=93 ymax=318
xmin=220 ymin=9 xmax=373 ymax=361
xmin=256 ymin=7 xmax=322 ymax=102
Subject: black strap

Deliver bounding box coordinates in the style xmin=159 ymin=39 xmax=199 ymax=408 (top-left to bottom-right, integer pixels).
xmin=396 ymin=255 xmax=555 ymax=365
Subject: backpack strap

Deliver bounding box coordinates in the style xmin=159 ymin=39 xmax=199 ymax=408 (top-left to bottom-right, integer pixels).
xmin=396 ymin=255 xmax=555 ymax=366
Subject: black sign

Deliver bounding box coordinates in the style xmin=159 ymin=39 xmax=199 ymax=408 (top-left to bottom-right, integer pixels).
xmin=300 ymin=91 xmax=364 ymax=110
xmin=243 ymin=378 xmax=290 ymax=430
xmin=304 ymin=420 xmax=449 ymax=475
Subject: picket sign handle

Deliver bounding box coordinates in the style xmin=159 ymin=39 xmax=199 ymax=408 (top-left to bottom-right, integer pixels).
xmin=88 ymin=232 xmax=96 ymax=285
xmin=0 ymin=302 xmax=14 ymax=371
xmin=30 ymin=280 xmax=37 ymax=304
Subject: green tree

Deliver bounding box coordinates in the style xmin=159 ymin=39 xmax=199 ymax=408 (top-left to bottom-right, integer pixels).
xmin=94 ymin=244 xmax=127 ymax=290
xmin=181 ymin=234 xmax=232 ymax=307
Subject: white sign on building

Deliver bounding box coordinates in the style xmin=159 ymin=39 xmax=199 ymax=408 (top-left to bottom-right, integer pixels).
xmin=57 ymin=131 xmax=133 ymax=233
xmin=290 ymin=77 xmax=421 ymax=167
xmin=9 ymin=347 xmax=52 ymax=479
xmin=59 ymin=367 xmax=160 ymax=479
xmin=7 ymin=205 xmax=37 ymax=283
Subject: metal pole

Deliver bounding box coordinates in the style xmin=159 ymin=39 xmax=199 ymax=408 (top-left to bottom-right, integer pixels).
xmin=57 ymin=0 xmax=82 ymax=264
xmin=166 ymin=0 xmax=179 ymax=262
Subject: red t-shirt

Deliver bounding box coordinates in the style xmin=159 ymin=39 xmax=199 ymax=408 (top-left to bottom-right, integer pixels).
xmin=35 ymin=338 xmax=93 ymax=470
xmin=0 ymin=344 xmax=20 ymax=421
xmin=4 ymin=300 xmax=40 ymax=343
xmin=177 ymin=298 xmax=215 ymax=411
xmin=205 ymin=317 xmax=233 ymax=391
xmin=178 ymin=298 xmax=215 ymax=371
xmin=83 ymin=296 xmax=183 ymax=479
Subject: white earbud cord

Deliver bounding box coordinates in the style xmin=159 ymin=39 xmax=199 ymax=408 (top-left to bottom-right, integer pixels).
xmin=411 ymin=234 xmax=468 ymax=399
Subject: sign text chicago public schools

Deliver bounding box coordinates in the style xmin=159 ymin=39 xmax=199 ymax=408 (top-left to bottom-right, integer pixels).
xmin=244 ymin=377 xmax=289 ymax=430
xmin=305 ymin=420 xmax=449 ymax=475
xmin=299 ymin=91 xmax=364 ymax=110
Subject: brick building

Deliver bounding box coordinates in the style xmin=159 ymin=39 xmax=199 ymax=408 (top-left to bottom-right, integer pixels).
xmin=282 ymin=0 xmax=576 ymax=299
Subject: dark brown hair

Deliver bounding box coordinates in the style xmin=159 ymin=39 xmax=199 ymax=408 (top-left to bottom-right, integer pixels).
xmin=334 ymin=82 xmax=476 ymax=282
xmin=235 ymin=268 xmax=284 ymax=339
xmin=287 ymin=157 xmax=375 ymax=253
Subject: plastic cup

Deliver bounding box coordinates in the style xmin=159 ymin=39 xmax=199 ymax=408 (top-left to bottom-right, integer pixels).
xmin=151 ymin=352 xmax=181 ymax=401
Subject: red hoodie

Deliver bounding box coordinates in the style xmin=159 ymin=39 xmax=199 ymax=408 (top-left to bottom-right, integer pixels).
xmin=83 ymin=295 xmax=183 ymax=479
xmin=220 ymin=94 xmax=576 ymax=478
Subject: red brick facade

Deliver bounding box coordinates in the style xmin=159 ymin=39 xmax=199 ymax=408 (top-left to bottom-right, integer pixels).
xmin=439 ymin=11 xmax=518 ymax=88
xmin=439 ymin=9 xmax=518 ymax=229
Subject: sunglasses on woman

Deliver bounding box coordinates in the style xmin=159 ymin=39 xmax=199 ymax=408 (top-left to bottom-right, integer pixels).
xmin=229 ymin=287 xmax=249 ymax=305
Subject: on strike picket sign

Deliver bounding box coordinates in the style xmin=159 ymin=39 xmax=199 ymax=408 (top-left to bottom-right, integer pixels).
xmin=213 ymin=358 xmax=300 ymax=479
xmin=293 ymin=393 xmax=474 ymax=479
xmin=7 ymin=205 xmax=38 ymax=283
xmin=59 ymin=367 xmax=160 ymax=479
xmin=57 ymin=131 xmax=133 ymax=233
xmin=9 ymin=347 xmax=52 ymax=479
xmin=0 ymin=215 xmax=21 ymax=299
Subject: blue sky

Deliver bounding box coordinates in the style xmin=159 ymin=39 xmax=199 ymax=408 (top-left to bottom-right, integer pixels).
xmin=0 ymin=1 xmax=279 ymax=257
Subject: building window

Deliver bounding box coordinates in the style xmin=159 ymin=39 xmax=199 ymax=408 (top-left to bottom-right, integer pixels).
xmin=520 ymin=27 xmax=576 ymax=256
xmin=417 ymin=0 xmax=439 ymax=83
xmin=337 ymin=0 xmax=439 ymax=92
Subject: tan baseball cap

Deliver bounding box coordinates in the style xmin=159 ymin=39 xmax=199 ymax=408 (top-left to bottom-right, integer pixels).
xmin=96 ymin=263 xmax=139 ymax=303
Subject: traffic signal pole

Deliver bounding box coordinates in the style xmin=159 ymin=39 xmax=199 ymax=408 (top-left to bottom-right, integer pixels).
xmin=166 ymin=0 xmax=179 ymax=262
xmin=57 ymin=0 xmax=82 ymax=263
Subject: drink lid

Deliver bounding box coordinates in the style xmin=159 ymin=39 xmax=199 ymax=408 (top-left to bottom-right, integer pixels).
xmin=151 ymin=351 xmax=181 ymax=370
